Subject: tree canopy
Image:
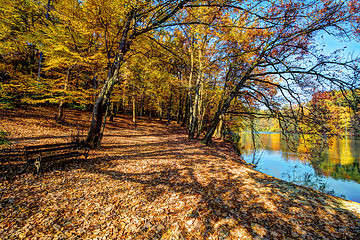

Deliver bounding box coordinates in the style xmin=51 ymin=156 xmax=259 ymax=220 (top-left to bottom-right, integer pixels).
xmin=1 ymin=0 xmax=359 ymax=147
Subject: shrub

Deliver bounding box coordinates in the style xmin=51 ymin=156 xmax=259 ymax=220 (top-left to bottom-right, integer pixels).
xmin=0 ymin=130 xmax=11 ymax=146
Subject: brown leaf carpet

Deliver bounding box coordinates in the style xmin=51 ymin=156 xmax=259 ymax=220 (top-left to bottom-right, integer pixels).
xmin=1 ymin=107 xmax=360 ymax=239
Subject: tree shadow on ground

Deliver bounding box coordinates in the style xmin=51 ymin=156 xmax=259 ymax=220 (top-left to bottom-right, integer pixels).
xmin=2 ymin=107 xmax=360 ymax=239
xmin=78 ymin=153 xmax=360 ymax=239
xmin=10 ymin=122 xmax=357 ymax=238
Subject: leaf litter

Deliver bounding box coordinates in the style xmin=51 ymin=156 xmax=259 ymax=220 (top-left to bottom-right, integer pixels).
xmin=1 ymin=107 xmax=360 ymax=239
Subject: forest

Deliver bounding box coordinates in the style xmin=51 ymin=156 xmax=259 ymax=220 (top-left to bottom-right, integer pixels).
xmin=1 ymin=0 xmax=359 ymax=149
xmin=1 ymin=1 xmax=360 ymax=239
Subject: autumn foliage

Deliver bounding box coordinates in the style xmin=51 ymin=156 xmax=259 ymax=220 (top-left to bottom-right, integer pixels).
xmin=0 ymin=0 xmax=359 ymax=144
xmin=1 ymin=1 xmax=360 ymax=238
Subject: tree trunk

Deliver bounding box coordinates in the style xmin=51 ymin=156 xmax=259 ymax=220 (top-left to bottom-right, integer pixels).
xmin=188 ymin=35 xmax=194 ymax=136
xmin=86 ymin=10 xmax=135 ymax=148
xmin=203 ymin=76 xmax=250 ymax=144
xmin=250 ymin=116 xmax=258 ymax=164
xmin=140 ymin=91 xmax=145 ymax=119
xmin=97 ymin=98 xmax=111 ymax=147
xmin=113 ymin=104 xmax=117 ymax=117
xmin=181 ymin=93 xmax=189 ymax=127
xmin=57 ymin=64 xmax=75 ymax=122
xmin=86 ymin=74 xmax=120 ymax=147
xmin=189 ymin=47 xmax=202 ymax=139
xmin=196 ymin=93 xmax=205 ymax=139
xmin=166 ymin=91 xmax=173 ymax=127
xmin=109 ymin=102 xmax=115 ymax=122
xmin=195 ymin=55 xmax=204 ymax=139
xmin=132 ymin=92 xmax=136 ymax=125
xmin=37 ymin=0 xmax=51 ymax=85
xmin=177 ymin=92 xmax=183 ymax=124
xmin=203 ymin=56 xmax=262 ymax=145
xmin=159 ymin=101 xmax=164 ymax=121
xmin=213 ymin=113 xmax=224 ymax=138
xmin=45 ymin=0 xmax=51 ymax=20
xmin=37 ymin=52 xmax=43 ymax=85
xmin=121 ymin=80 xmax=127 ymax=114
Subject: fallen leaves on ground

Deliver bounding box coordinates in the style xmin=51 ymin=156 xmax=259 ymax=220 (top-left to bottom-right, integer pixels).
xmin=1 ymin=107 xmax=360 ymax=239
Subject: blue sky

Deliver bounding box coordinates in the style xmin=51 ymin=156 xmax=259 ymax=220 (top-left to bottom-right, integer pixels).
xmin=321 ymin=33 xmax=360 ymax=58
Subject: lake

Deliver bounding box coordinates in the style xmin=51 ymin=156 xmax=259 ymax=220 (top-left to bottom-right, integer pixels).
xmin=239 ymin=132 xmax=360 ymax=203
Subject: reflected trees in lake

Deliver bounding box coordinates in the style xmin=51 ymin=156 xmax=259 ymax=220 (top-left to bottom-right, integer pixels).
xmin=239 ymin=132 xmax=360 ymax=201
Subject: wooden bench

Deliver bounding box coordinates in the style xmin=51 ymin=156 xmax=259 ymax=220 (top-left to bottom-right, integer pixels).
xmin=25 ymin=141 xmax=89 ymax=174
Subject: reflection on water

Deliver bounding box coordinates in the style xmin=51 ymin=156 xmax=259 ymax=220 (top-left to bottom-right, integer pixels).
xmin=240 ymin=132 xmax=360 ymax=203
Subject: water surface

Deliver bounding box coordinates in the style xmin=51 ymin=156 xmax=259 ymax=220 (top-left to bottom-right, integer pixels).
xmin=239 ymin=132 xmax=360 ymax=203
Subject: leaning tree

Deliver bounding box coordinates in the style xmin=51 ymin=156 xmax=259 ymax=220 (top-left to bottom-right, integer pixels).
xmin=201 ymin=0 xmax=360 ymax=144
xmin=80 ymin=0 xmax=359 ymax=147
xmin=84 ymin=0 xmax=196 ymax=148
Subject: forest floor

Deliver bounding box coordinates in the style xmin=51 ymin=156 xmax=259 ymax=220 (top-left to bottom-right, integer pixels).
xmin=1 ymin=107 xmax=360 ymax=239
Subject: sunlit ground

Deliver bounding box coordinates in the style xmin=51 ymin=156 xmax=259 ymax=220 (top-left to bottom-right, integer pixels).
xmin=1 ymin=108 xmax=360 ymax=239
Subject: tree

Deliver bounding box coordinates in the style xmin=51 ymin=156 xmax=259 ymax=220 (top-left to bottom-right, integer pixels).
xmin=85 ymin=0 xmax=193 ymax=148
xmin=1 ymin=0 xmax=359 ymax=149
xmin=0 ymin=0 xmax=47 ymax=105
xmin=202 ymin=0 xmax=360 ymax=144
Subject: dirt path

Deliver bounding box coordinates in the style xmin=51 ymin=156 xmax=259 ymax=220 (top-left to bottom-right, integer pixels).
xmin=1 ymin=108 xmax=360 ymax=239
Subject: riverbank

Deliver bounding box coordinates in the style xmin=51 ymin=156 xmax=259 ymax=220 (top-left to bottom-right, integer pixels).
xmin=1 ymin=107 xmax=360 ymax=239
xmin=239 ymin=131 xmax=360 ymax=203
